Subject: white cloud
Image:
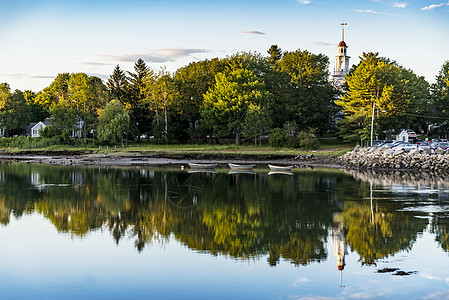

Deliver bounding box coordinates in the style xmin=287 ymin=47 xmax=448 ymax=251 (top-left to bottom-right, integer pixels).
xmin=100 ymin=48 xmax=209 ymax=64
xmin=3 ymin=73 xmax=55 ymax=80
xmin=421 ymin=2 xmax=446 ymax=10
xmin=297 ymin=0 xmax=311 ymax=5
xmin=292 ymin=277 xmax=310 ymax=287
xmin=314 ymin=41 xmax=333 ymax=46
xmin=352 ymin=9 xmax=379 ymax=14
xmin=393 ymin=2 xmax=407 ymax=8
xmin=78 ymin=62 xmax=114 ymax=67
xmin=242 ymin=30 xmax=266 ymax=35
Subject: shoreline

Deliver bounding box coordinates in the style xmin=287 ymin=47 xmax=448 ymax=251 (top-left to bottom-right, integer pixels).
xmin=0 ymin=151 xmax=343 ymax=168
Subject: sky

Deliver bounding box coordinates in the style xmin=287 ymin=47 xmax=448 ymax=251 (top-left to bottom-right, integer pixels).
xmin=0 ymin=0 xmax=448 ymax=92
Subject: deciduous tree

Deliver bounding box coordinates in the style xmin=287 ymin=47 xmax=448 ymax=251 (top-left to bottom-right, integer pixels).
xmin=97 ymin=100 xmax=130 ymax=146
xmin=202 ymin=66 xmax=272 ymax=145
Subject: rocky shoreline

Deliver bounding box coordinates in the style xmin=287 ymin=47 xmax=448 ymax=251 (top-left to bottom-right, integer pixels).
xmin=340 ymin=146 xmax=449 ymax=173
xmin=4 ymin=147 xmax=449 ymax=174
xmin=0 ymin=151 xmax=342 ymax=168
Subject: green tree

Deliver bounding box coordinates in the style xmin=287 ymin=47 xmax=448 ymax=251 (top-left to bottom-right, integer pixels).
xmin=429 ymin=61 xmax=449 ymax=135
xmin=267 ymin=44 xmax=283 ymax=64
xmin=202 ymin=66 xmax=272 ymax=145
xmin=0 ymin=90 xmax=30 ymax=137
xmin=242 ymin=103 xmax=272 ymax=146
xmin=23 ymin=90 xmax=49 ymax=122
xmin=40 ymin=106 xmax=78 ymax=144
xmin=0 ymin=83 xmax=11 ymax=109
xmin=277 ymin=49 xmax=336 ymax=133
xmin=336 ymin=52 xmax=429 ymax=141
xmin=35 ymin=73 xmax=70 ymax=110
xmin=173 ymin=58 xmax=227 ymax=140
xmin=97 ymin=100 xmax=130 ymax=146
xmin=127 ymin=58 xmax=152 ymax=137
xmin=107 ymin=64 xmax=128 ymax=103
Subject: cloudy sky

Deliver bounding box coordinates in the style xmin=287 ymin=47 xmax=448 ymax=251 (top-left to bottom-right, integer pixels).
xmin=0 ymin=0 xmax=448 ymax=92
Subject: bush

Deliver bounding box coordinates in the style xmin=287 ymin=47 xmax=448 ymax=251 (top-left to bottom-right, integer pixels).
xmin=268 ymin=128 xmax=289 ymax=147
xmin=4 ymin=136 xmax=62 ymax=149
xmin=268 ymin=126 xmax=320 ymax=149
xmin=298 ymin=128 xmax=320 ymax=150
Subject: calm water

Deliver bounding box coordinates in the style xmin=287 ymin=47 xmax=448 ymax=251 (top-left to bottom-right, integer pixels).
xmin=1 ymin=164 xmax=449 ymax=299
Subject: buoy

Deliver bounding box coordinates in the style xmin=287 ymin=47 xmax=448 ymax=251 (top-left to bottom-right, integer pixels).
xmin=181 ymin=165 xmax=184 ymax=170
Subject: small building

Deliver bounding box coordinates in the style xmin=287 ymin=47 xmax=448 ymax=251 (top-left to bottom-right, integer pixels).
xmin=0 ymin=128 xmax=5 ymax=138
xmin=397 ymin=130 xmax=417 ymax=143
xmin=27 ymin=121 xmax=51 ymax=138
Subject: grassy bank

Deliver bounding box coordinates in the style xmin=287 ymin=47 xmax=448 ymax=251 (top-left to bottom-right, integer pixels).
xmin=0 ymin=139 xmax=355 ymax=157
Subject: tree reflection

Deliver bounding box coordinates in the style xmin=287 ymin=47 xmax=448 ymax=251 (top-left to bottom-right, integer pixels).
xmin=341 ymin=182 xmax=427 ymax=266
xmin=0 ymin=164 xmax=436 ymax=267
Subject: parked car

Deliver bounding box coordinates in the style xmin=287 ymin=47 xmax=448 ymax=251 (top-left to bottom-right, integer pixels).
xmin=430 ymin=142 xmax=439 ymax=149
xmin=375 ymin=140 xmax=394 ymax=148
xmin=393 ymin=142 xmax=417 ymax=152
xmin=418 ymin=142 xmax=431 ymax=150
xmin=441 ymin=139 xmax=448 ymax=143
xmin=388 ymin=141 xmax=407 ymax=148
xmin=438 ymin=142 xmax=449 ymax=150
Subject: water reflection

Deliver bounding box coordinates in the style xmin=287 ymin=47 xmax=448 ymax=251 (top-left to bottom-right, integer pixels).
xmin=1 ymin=164 xmax=449 ymax=269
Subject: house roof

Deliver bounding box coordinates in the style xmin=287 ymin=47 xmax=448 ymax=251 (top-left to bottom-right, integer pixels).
xmin=28 ymin=121 xmax=51 ymax=131
xmin=26 ymin=122 xmax=38 ymax=131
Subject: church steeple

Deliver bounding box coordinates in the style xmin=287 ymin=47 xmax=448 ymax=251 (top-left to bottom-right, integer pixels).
xmin=333 ymin=22 xmax=350 ymax=89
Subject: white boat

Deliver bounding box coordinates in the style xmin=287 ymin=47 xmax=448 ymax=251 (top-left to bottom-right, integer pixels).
xmin=188 ymin=169 xmax=217 ymax=174
xmin=228 ymin=169 xmax=256 ymax=175
xmin=188 ymin=163 xmax=217 ymax=169
xmin=268 ymin=164 xmax=293 ymax=171
xmin=228 ymin=163 xmax=256 ymax=170
xmin=268 ymin=170 xmax=293 ymax=176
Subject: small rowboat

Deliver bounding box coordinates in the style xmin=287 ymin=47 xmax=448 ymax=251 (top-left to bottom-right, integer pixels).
xmin=228 ymin=163 xmax=256 ymax=170
xmin=188 ymin=163 xmax=217 ymax=169
xmin=268 ymin=164 xmax=293 ymax=171
xmin=268 ymin=170 xmax=293 ymax=176
xmin=228 ymin=169 xmax=256 ymax=175
xmin=188 ymin=169 xmax=217 ymax=174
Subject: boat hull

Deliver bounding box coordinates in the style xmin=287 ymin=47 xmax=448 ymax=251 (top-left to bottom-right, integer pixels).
xmin=228 ymin=163 xmax=256 ymax=170
xmin=268 ymin=164 xmax=293 ymax=171
xmin=188 ymin=163 xmax=217 ymax=169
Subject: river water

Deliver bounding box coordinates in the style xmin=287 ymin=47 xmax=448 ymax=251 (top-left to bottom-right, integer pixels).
xmin=1 ymin=164 xmax=449 ymax=299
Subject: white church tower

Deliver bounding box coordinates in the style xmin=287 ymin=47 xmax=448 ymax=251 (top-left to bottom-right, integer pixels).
xmin=333 ymin=23 xmax=350 ymax=89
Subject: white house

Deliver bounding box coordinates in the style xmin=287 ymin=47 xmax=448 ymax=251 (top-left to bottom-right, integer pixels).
xmin=29 ymin=121 xmax=51 ymax=138
xmin=397 ymin=130 xmax=417 ymax=143
xmin=0 ymin=128 xmax=5 ymax=138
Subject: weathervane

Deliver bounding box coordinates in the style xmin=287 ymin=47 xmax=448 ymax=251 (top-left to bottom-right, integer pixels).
xmin=340 ymin=22 xmax=347 ymax=42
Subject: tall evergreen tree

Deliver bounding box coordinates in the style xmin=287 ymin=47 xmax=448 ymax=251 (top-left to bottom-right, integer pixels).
xmin=127 ymin=58 xmax=152 ymax=137
xmin=107 ymin=65 xmax=128 ymax=104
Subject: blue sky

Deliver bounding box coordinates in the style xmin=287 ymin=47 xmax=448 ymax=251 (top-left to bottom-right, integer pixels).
xmin=0 ymin=0 xmax=448 ymax=92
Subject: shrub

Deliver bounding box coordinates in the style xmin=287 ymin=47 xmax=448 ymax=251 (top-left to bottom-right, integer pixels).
xmin=298 ymin=128 xmax=320 ymax=150
xmin=268 ymin=128 xmax=289 ymax=147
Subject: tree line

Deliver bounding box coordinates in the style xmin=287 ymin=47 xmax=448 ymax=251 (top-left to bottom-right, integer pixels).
xmin=0 ymin=46 xmax=448 ymax=146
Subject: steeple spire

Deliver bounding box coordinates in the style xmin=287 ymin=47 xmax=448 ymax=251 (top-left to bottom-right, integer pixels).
xmin=340 ymin=22 xmax=347 ymax=42
xmin=333 ymin=22 xmax=350 ymax=90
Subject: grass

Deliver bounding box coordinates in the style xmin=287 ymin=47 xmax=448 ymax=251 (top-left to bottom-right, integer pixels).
xmin=0 ymin=139 xmax=356 ymax=157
